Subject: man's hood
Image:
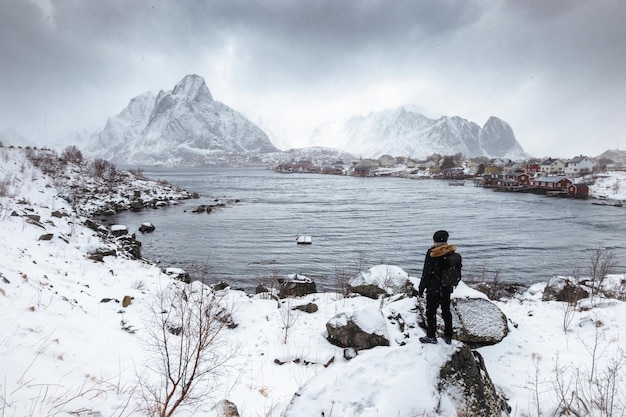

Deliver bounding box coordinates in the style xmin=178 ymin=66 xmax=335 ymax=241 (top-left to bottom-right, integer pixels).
xmin=429 ymin=244 xmax=456 ymax=258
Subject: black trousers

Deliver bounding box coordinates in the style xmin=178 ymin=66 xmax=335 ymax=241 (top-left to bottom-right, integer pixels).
xmin=425 ymin=291 xmax=453 ymax=338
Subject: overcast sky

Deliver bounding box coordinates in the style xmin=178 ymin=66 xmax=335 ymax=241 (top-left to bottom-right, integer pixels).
xmin=1 ymin=0 xmax=625 ymax=157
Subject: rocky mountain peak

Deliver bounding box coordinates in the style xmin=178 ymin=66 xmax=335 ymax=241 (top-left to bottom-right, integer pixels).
xmin=87 ymin=74 xmax=277 ymax=166
xmin=171 ymin=74 xmax=214 ymax=103
xmin=309 ymin=107 xmax=529 ymax=160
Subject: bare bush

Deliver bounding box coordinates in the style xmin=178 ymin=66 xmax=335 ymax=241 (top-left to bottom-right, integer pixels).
xmin=61 ymin=145 xmax=84 ymax=164
xmin=91 ymin=158 xmax=117 ymax=180
xmin=333 ymin=252 xmax=366 ymax=297
xmin=562 ymin=267 xmax=582 ymax=334
xmin=141 ymin=282 xmax=235 ymax=417
xmin=129 ymin=167 xmax=145 ymax=178
xmin=279 ymin=298 xmax=298 ymax=344
xmin=546 ymin=322 xmax=626 ymax=417
xmin=0 ymin=174 xmax=14 ymax=198
xmin=463 ymin=265 xmax=523 ymax=300
xmin=587 ymin=248 xmax=618 ymax=302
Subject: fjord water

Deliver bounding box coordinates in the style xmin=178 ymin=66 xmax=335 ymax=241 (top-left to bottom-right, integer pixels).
xmin=109 ymin=168 xmax=626 ymax=292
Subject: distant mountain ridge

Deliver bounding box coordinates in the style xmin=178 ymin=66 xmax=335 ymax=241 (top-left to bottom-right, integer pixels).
xmin=87 ymin=75 xmax=279 ymax=166
xmin=308 ymin=107 xmax=530 ymax=160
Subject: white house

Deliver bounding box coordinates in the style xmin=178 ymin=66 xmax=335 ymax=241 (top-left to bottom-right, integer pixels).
xmin=565 ymin=155 xmax=595 ymax=176
xmin=540 ymin=158 xmax=566 ymax=175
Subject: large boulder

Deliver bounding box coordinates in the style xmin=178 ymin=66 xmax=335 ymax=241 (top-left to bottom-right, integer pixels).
xmin=110 ymin=224 xmax=129 ymax=237
xmin=542 ymin=276 xmax=589 ymax=302
xmin=349 ymin=264 xmax=414 ymax=299
xmin=208 ymin=399 xmax=239 ymax=417
xmin=87 ymin=245 xmax=117 ymax=261
xmin=416 ymin=296 xmax=508 ymax=347
xmin=278 ymin=274 xmax=317 ymax=298
xmin=439 ymin=345 xmax=511 ymax=416
xmin=283 ymin=338 xmax=509 ymax=416
xmin=326 ymin=307 xmax=390 ymax=350
xmin=117 ymin=235 xmax=142 ymax=259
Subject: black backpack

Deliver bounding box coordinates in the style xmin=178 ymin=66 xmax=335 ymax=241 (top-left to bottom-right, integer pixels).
xmin=440 ymin=252 xmax=462 ymax=287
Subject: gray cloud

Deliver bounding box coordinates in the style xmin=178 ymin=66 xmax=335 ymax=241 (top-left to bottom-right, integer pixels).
xmin=1 ymin=0 xmax=625 ymax=157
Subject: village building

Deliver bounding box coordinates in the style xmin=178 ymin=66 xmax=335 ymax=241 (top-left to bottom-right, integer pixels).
xmin=539 ymin=158 xmax=566 ymax=175
xmin=567 ymin=182 xmax=590 ymax=198
xmin=274 ymin=160 xmax=315 ymax=173
xmin=352 ymin=159 xmax=380 ymax=176
xmin=525 ymin=163 xmax=541 ymax=176
xmin=564 ymin=155 xmax=595 ymax=176
xmin=378 ymin=155 xmax=396 ymax=168
xmin=530 ymin=175 xmax=572 ymax=193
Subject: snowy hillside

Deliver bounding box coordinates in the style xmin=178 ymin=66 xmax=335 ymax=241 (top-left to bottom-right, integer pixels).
xmin=1 ymin=146 xmax=626 ymax=416
xmin=87 ymin=75 xmax=279 ymax=166
xmin=309 ymin=106 xmax=530 ymax=160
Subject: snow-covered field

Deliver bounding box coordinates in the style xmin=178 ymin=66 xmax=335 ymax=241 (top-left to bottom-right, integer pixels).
xmin=1 ymin=146 xmax=625 ymax=416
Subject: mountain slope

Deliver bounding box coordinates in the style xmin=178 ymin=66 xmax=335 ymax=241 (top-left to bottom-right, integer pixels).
xmin=309 ymin=106 xmax=529 ymax=160
xmin=88 ymin=75 xmax=278 ymax=166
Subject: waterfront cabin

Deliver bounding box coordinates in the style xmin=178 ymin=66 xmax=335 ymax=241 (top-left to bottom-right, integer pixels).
xmin=567 ymin=183 xmax=590 ymax=198
xmin=492 ymin=173 xmax=531 ymax=191
xmin=530 ymin=175 xmax=572 ymax=194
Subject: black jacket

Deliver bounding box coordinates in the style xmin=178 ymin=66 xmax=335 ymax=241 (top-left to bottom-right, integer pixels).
xmin=418 ymin=243 xmax=457 ymax=296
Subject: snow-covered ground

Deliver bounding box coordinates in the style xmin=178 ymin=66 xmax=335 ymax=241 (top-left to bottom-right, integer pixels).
xmin=588 ymin=171 xmax=626 ymax=201
xmin=1 ymin=146 xmax=625 ymax=416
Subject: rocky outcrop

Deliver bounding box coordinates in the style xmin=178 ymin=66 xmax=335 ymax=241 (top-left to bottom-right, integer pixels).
xmin=87 ymin=245 xmax=117 ymax=261
xmin=138 ymin=222 xmax=156 ymax=233
xmin=348 ymin=264 xmax=414 ymax=299
xmin=209 ymin=399 xmax=239 ymax=417
xmin=162 ymin=267 xmax=191 ymax=284
xmin=117 ymin=235 xmax=142 ymax=259
xmin=278 ymin=274 xmax=317 ymax=298
xmin=439 ymin=345 xmax=511 ymax=416
xmin=542 ymin=276 xmax=589 ymax=302
xmin=326 ymin=307 xmax=390 ymax=350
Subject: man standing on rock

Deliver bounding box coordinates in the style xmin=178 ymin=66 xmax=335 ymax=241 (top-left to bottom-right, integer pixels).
xmin=418 ymin=230 xmax=457 ymax=345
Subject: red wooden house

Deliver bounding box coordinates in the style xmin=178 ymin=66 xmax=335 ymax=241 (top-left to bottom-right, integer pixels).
xmin=567 ymin=183 xmax=589 ymax=198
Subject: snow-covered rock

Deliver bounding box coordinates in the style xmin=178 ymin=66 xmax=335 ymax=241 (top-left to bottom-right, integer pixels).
xmin=349 ymin=264 xmax=414 ymax=298
xmin=326 ymin=307 xmax=390 ymax=350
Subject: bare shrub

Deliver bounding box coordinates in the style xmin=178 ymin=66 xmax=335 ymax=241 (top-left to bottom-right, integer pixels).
xmin=129 ymin=167 xmax=145 ymax=178
xmin=547 ymin=322 xmax=626 ymax=417
xmin=91 ymin=158 xmax=117 ymax=180
xmin=140 ymin=282 xmax=235 ymax=417
xmin=587 ymin=248 xmax=618 ymax=303
xmin=279 ymin=298 xmax=298 ymax=344
xmin=562 ymin=267 xmax=582 ymax=334
xmin=463 ymin=265 xmax=522 ymax=300
xmin=61 ymin=145 xmax=84 ymax=164
xmin=333 ymin=252 xmax=366 ymax=297
xmin=0 ymin=174 xmax=14 ymax=198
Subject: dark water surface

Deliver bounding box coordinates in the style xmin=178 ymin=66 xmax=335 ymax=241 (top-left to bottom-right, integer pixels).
xmin=108 ymin=168 xmax=626 ymax=291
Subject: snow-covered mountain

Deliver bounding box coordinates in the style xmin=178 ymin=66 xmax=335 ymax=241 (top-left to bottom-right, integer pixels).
xmin=309 ymin=106 xmax=530 ymax=160
xmin=595 ymin=149 xmax=626 ymax=165
xmin=87 ymin=75 xmax=279 ymax=166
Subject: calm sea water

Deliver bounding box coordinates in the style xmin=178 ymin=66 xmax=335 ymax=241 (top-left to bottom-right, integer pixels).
xmin=107 ymin=168 xmax=626 ymax=291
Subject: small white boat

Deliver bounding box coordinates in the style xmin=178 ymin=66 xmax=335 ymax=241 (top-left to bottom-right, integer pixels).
xmin=296 ymin=235 xmax=312 ymax=244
